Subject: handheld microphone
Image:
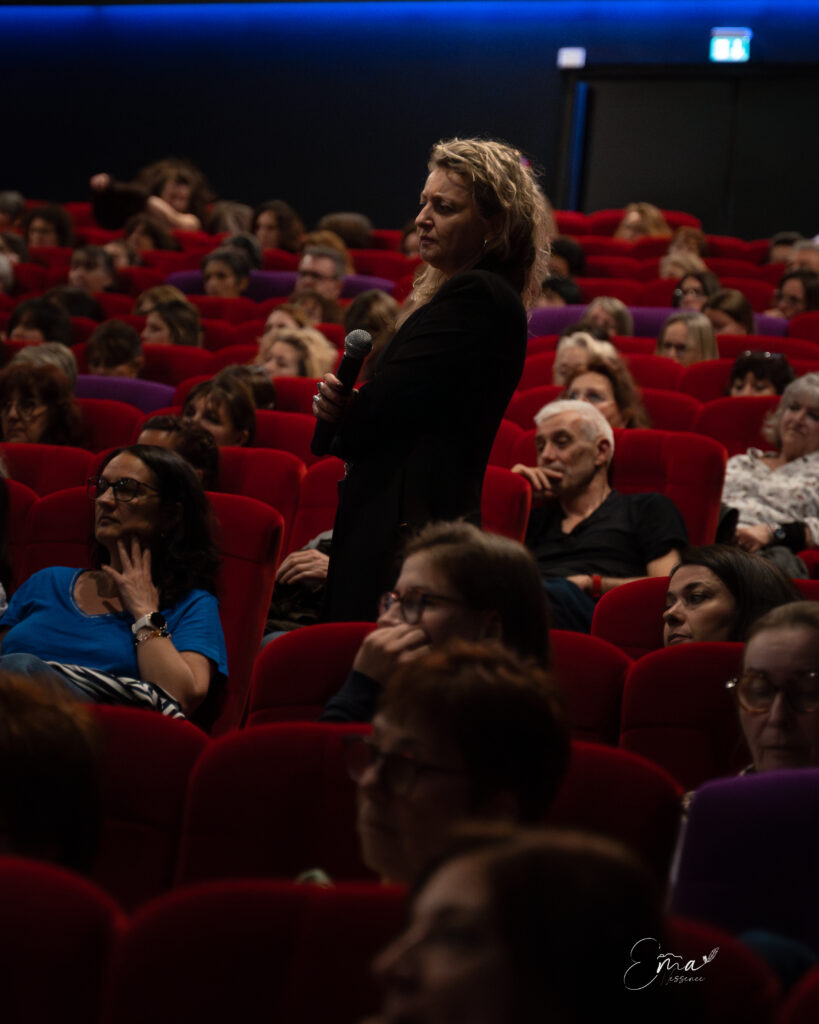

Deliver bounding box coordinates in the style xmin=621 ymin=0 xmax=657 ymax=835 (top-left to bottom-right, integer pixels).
xmin=310 ymin=329 xmax=373 ymax=456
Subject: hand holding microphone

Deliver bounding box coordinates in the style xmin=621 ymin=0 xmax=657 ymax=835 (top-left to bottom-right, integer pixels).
xmin=311 ymin=329 xmax=373 ymax=455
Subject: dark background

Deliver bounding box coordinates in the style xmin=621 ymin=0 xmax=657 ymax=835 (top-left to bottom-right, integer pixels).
xmin=3 ymin=1 xmax=818 ymax=238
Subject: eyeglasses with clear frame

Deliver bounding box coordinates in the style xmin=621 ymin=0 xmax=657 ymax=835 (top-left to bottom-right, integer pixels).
xmin=726 ymin=670 xmax=819 ymax=714
xmin=87 ymin=475 xmax=160 ymax=503
xmin=378 ymin=588 xmax=467 ymax=626
xmin=343 ymin=733 xmax=465 ymax=797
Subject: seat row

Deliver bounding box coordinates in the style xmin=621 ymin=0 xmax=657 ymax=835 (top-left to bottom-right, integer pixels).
xmin=2 ymin=849 xmax=797 ymax=1024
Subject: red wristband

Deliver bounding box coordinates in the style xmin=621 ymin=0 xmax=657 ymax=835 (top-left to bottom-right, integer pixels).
xmin=590 ymin=574 xmax=603 ymax=600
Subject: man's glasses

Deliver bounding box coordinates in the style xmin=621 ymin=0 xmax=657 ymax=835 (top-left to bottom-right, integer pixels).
xmin=378 ymin=588 xmax=466 ymax=625
xmin=726 ymin=671 xmax=819 ymax=714
xmin=343 ymin=734 xmax=464 ymax=797
xmin=87 ymin=476 xmax=160 ymax=503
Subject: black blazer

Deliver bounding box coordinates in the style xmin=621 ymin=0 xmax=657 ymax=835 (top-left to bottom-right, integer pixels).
xmin=323 ymin=267 xmax=527 ymax=622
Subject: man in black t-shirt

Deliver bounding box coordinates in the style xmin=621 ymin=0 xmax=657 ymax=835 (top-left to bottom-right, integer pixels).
xmin=512 ymin=399 xmax=687 ymax=630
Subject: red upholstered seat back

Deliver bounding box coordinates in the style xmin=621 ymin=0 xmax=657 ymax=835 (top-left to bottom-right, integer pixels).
xmin=618 ymin=641 xmax=748 ymax=790
xmin=693 ymin=395 xmax=779 ymax=455
xmin=6 ymin=478 xmax=38 ymax=591
xmin=77 ymin=398 xmax=144 ymax=451
xmin=139 ymin=343 xmax=214 ymax=386
xmin=550 ymin=630 xmax=632 ymax=745
xmin=104 ymin=880 xmax=405 ymax=1024
xmin=592 ymin=576 xmax=669 ymax=659
xmin=287 ymin=456 xmax=345 ymax=554
xmin=175 ymin=722 xmax=375 ymax=885
xmin=91 ymin=706 xmax=208 ymax=910
xmin=217 ymin=445 xmax=305 ymax=551
xmin=481 ymin=465 xmax=531 ymax=542
xmin=255 ymin=409 xmax=319 ymax=465
xmin=0 ymin=442 xmax=94 ymax=495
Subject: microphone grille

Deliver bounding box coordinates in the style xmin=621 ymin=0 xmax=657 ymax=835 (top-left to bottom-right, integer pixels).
xmin=344 ymin=329 xmax=374 ymax=358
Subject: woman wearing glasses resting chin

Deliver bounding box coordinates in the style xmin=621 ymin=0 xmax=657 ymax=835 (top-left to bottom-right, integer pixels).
xmin=728 ymin=601 xmax=819 ymax=774
xmin=0 ymin=445 xmax=228 ymax=720
xmin=321 ymin=520 xmax=550 ymax=723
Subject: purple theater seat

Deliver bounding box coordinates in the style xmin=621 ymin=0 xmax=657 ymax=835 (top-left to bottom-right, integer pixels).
xmin=75 ymin=375 xmax=176 ymax=414
xmin=671 ymin=768 xmax=819 ymax=952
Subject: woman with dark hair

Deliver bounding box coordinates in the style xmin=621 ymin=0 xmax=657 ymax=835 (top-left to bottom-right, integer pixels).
xmin=251 ymin=200 xmax=304 ymax=253
xmin=91 ymin=158 xmax=213 ymax=233
xmin=322 ymin=520 xmax=550 ymax=722
xmin=0 ymin=445 xmax=227 ymax=716
xmin=662 ymin=545 xmax=799 ymax=647
xmin=68 ymin=245 xmax=118 ymax=295
xmin=5 ymin=298 xmax=72 ymax=346
xmin=201 ymin=248 xmax=251 ymax=298
xmin=22 ymin=204 xmax=74 ymax=248
xmin=140 ymin=297 xmax=202 ymax=347
xmin=562 ymin=358 xmax=651 ymax=428
xmin=314 ymin=136 xmax=552 ymax=621
xmin=672 ymin=270 xmax=721 ymax=312
xmin=0 ymin=364 xmax=82 ymax=445
xmin=124 ymin=213 xmax=177 ymax=252
xmin=766 ymin=269 xmax=819 ymax=320
xmin=729 ymin=351 xmax=796 ymax=397
xmin=704 ymin=288 xmax=755 ymax=335
xmin=182 ymin=376 xmax=256 ymax=446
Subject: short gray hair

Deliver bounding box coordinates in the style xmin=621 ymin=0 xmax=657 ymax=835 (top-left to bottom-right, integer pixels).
xmin=763 ymin=372 xmax=819 ymax=447
xmin=534 ymin=398 xmax=615 ymax=463
xmin=301 ymin=245 xmax=346 ymax=279
xmin=10 ymin=342 xmax=78 ymax=388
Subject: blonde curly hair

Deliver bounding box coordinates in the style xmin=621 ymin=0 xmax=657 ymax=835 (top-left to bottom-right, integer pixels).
xmin=408 ymin=137 xmax=553 ymax=313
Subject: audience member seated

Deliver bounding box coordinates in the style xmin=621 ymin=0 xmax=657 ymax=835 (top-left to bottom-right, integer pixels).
xmin=552 ymin=332 xmax=619 ymax=386
xmin=10 ymin=341 xmax=78 ymax=389
xmin=0 ymin=364 xmax=82 ymax=445
xmin=668 ymin=225 xmax=709 ymax=258
xmin=293 ymin=245 xmax=346 ymax=304
xmin=659 ymin=251 xmax=708 ymax=281
xmin=22 ymin=203 xmax=74 ymax=248
xmin=133 ymin=284 xmax=188 ymax=316
xmin=513 ymin=400 xmax=686 ymax=631
xmin=104 ymin=239 xmax=143 ymax=270
xmin=549 ymin=236 xmax=586 ymax=278
xmin=0 ymin=445 xmax=227 ymax=717
xmin=764 ymin=269 xmax=819 ymax=320
xmin=344 ymin=289 xmax=399 ymax=383
xmin=137 ymin=414 xmax=219 ymax=489
xmin=140 ymin=297 xmax=202 ymax=347
xmin=123 ymin=213 xmax=177 ymax=253
xmin=656 ymin=312 xmax=718 ymax=366
xmin=317 ymin=211 xmax=373 ymax=250
xmin=43 ymin=285 xmax=104 ymax=322
xmin=0 ymin=190 xmax=25 ymax=230
xmin=201 ymin=248 xmax=251 ymax=298
xmin=562 ymin=358 xmax=651 ymax=429
xmin=68 ymin=245 xmax=118 ymax=295
xmin=704 ymin=288 xmax=754 ymax=335
xmin=672 ymin=270 xmax=721 ymax=312
xmin=262 ymin=303 xmax=310 ymax=334
xmin=578 ymin=296 xmax=634 ymax=339
xmin=86 ymin=321 xmax=144 ymax=378
xmin=0 ymin=231 xmax=28 ymax=264
xmin=301 ymin=229 xmax=354 ymax=273
xmin=728 ymin=601 xmax=819 ymax=772
xmin=537 ymin=276 xmax=582 ymax=308
xmin=3 ymin=298 xmax=72 ymax=345
xmin=767 ymin=230 xmax=804 ymax=266
xmin=345 ymin=641 xmax=569 ymax=884
xmin=662 ymin=545 xmax=799 ymax=647
xmin=212 ymin=364 xmax=276 ymax=411
xmin=255 ymin=326 xmax=337 ymax=379
xmin=729 ymin=350 xmax=795 ymax=397
xmin=401 ymin=218 xmax=420 ymax=258
xmin=0 ymin=253 xmax=13 ymax=295
xmin=221 ymin=232 xmax=263 ymax=270
xmin=372 ymin=827 xmax=686 ymax=1023
xmin=0 ymin=673 xmax=100 ymax=872
xmin=290 ymin=288 xmax=343 ymax=326
xmin=182 ymin=376 xmax=255 ymax=446
xmin=613 ymin=202 xmax=672 ymax=242
xmin=788 ymin=240 xmax=819 ymax=274
xmin=251 ymin=200 xmax=304 ymax=252
xmin=721 ymin=372 xmax=819 ymax=573
xmin=321 ymin=521 xmax=550 ymax=723
xmin=91 ymin=157 xmax=213 ymax=232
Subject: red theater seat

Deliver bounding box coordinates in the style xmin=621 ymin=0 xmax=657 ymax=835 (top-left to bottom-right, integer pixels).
xmin=640 ymin=388 xmax=701 ymax=431
xmin=217 ymin=446 xmax=305 ymax=551
xmin=77 ymin=398 xmax=143 ymax=451
xmin=245 ymin=621 xmax=376 ymax=727
xmin=592 ymin=576 xmax=669 ymax=659
xmin=272 ymin=375 xmax=320 ymax=414
xmin=480 ymin=465 xmax=531 ymax=541
xmin=6 ymin=478 xmax=39 ymax=593
xmin=91 ymin=706 xmax=208 ymax=910
xmin=254 ymin=409 xmax=318 ymax=465
xmin=140 ymin=344 xmax=214 ymax=386
xmin=693 ymin=395 xmax=779 ymax=456
xmin=618 ymin=641 xmax=747 ymax=790
xmin=0 ymin=442 xmax=94 ymax=495
xmin=488 ymin=417 xmax=525 ymax=467
xmin=104 ymin=880 xmax=404 ymax=1024
xmin=287 ymin=456 xmax=345 ymax=553
xmin=550 ymin=630 xmax=631 ymax=745
xmin=0 ymin=857 xmax=123 ymax=1024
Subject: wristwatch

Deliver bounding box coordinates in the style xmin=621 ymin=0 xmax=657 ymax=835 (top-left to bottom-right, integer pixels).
xmin=131 ymin=611 xmax=167 ymax=635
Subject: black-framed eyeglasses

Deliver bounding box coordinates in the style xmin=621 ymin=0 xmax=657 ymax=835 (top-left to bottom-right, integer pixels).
xmin=726 ymin=671 xmax=819 ymax=714
xmin=343 ymin=734 xmax=465 ymax=797
xmin=87 ymin=476 xmax=160 ymax=503
xmin=378 ymin=588 xmax=467 ymax=626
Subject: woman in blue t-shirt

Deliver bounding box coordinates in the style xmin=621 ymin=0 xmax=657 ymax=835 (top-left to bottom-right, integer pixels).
xmin=0 ymin=444 xmax=228 ymax=718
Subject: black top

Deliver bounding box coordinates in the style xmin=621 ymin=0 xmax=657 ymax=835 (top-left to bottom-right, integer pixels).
xmin=323 ymin=266 xmax=528 ymax=622
xmin=526 ymin=491 xmax=688 ymax=580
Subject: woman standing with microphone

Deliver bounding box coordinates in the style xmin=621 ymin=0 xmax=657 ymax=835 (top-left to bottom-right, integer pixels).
xmin=313 ymin=138 xmax=552 ymax=621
